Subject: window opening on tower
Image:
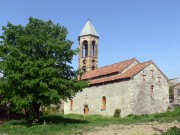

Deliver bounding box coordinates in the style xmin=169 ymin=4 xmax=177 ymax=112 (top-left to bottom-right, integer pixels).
xmin=83 ymin=40 xmax=88 ymax=57
xmin=91 ymin=41 xmax=95 ymax=57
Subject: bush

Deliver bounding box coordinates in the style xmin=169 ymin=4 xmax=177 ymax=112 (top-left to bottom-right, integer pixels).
xmin=132 ymin=115 xmax=142 ymax=120
xmin=127 ymin=114 xmax=148 ymax=119
xmin=113 ymin=109 xmax=121 ymax=118
xmin=162 ymin=126 xmax=180 ymax=135
xmin=127 ymin=114 xmax=133 ymax=117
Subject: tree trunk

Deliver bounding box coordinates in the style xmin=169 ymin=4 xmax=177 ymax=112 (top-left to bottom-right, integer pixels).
xmin=32 ymin=102 xmax=41 ymax=119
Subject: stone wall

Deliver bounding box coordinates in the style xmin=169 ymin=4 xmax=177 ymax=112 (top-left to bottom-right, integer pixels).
xmin=174 ymin=84 xmax=180 ymax=105
xmin=64 ymin=79 xmax=135 ymax=117
xmin=121 ymin=60 xmax=139 ymax=74
xmin=64 ymin=63 xmax=169 ymax=117
xmin=131 ymin=64 xmax=169 ymax=115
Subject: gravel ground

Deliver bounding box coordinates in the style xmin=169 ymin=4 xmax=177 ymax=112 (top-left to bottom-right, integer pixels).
xmin=85 ymin=121 xmax=180 ymax=135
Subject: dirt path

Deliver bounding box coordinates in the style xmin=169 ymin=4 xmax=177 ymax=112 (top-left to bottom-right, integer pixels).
xmin=85 ymin=121 xmax=180 ymax=135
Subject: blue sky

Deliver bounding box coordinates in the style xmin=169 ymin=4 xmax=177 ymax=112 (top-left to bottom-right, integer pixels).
xmin=0 ymin=0 xmax=180 ymax=79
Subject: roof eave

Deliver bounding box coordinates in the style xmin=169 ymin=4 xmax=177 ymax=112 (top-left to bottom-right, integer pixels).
xmin=130 ymin=61 xmax=152 ymax=78
xmin=78 ymin=34 xmax=99 ymax=40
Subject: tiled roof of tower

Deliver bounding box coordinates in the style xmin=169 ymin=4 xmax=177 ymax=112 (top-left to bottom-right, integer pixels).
xmin=79 ymin=20 xmax=99 ymax=37
xmin=89 ymin=61 xmax=152 ymax=85
xmin=81 ymin=58 xmax=137 ymax=80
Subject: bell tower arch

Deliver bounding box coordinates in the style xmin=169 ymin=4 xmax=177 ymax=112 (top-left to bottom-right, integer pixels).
xmin=78 ymin=20 xmax=99 ymax=72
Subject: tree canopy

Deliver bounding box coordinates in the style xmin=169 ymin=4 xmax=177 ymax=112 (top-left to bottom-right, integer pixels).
xmin=0 ymin=17 xmax=87 ymax=119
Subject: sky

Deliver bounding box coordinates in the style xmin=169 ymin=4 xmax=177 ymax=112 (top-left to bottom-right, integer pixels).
xmin=0 ymin=0 xmax=180 ymax=79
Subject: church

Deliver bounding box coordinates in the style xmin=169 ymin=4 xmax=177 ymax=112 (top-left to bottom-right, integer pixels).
xmin=64 ymin=20 xmax=169 ymax=117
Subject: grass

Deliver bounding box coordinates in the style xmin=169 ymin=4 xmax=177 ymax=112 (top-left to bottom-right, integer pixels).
xmin=162 ymin=126 xmax=180 ymax=135
xmin=0 ymin=107 xmax=180 ymax=135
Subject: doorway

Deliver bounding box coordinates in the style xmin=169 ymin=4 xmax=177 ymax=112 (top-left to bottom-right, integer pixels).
xmin=84 ymin=105 xmax=89 ymax=115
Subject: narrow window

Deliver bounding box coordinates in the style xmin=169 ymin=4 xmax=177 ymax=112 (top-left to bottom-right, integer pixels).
xmin=91 ymin=41 xmax=95 ymax=57
xmin=178 ymin=89 xmax=180 ymax=96
xmin=151 ymin=85 xmax=154 ymax=99
xmin=83 ymin=40 xmax=88 ymax=57
xmin=70 ymin=98 xmax=73 ymax=110
xmin=92 ymin=66 xmax=95 ymax=70
xmin=101 ymin=96 xmax=106 ymax=110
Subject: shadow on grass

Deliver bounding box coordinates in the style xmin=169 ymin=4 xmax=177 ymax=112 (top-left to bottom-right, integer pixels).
xmin=6 ymin=115 xmax=89 ymax=126
xmin=38 ymin=115 xmax=89 ymax=125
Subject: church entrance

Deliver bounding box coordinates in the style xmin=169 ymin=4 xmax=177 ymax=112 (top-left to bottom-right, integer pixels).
xmin=84 ymin=105 xmax=89 ymax=115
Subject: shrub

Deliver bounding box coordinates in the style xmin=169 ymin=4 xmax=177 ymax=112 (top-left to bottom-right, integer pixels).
xmin=162 ymin=126 xmax=180 ymax=135
xmin=113 ymin=109 xmax=121 ymax=118
xmin=167 ymin=105 xmax=174 ymax=112
xmin=127 ymin=114 xmax=142 ymax=120
xmin=127 ymin=114 xmax=134 ymax=117
xmin=132 ymin=115 xmax=142 ymax=120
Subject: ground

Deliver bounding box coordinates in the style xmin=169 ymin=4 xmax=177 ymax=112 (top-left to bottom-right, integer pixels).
xmin=85 ymin=121 xmax=180 ymax=135
xmin=0 ymin=107 xmax=179 ymax=135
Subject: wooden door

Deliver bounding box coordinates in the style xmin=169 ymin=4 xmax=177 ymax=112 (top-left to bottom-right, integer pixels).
xmin=84 ymin=106 xmax=89 ymax=115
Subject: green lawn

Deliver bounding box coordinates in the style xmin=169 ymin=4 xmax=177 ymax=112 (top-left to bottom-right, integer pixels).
xmin=0 ymin=107 xmax=180 ymax=135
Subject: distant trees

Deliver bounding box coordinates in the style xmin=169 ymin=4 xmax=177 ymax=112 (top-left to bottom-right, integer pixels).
xmin=0 ymin=17 xmax=87 ymax=120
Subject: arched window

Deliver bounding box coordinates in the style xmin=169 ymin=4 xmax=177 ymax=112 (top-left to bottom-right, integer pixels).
xmin=70 ymin=98 xmax=73 ymax=110
xmin=92 ymin=59 xmax=95 ymax=64
xmin=92 ymin=66 xmax=95 ymax=70
xmin=91 ymin=41 xmax=95 ymax=57
xmin=101 ymin=96 xmax=106 ymax=110
xmin=83 ymin=59 xmax=86 ymax=64
xmin=83 ymin=40 xmax=88 ymax=57
xmin=82 ymin=66 xmax=86 ymax=72
xmin=151 ymin=85 xmax=154 ymax=99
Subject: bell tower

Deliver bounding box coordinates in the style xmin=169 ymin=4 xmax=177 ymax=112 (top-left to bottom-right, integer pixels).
xmin=78 ymin=20 xmax=99 ymax=72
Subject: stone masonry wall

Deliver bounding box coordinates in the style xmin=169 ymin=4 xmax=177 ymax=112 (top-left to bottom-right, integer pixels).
xmin=174 ymin=84 xmax=180 ymax=105
xmin=132 ymin=64 xmax=169 ymax=115
xmin=64 ymin=80 xmax=135 ymax=117
xmin=121 ymin=60 xmax=139 ymax=74
xmin=64 ymin=63 xmax=169 ymax=117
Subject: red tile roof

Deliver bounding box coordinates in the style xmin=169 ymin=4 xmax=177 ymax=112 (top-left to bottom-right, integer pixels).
xmin=81 ymin=58 xmax=137 ymax=80
xmin=88 ymin=61 xmax=152 ymax=85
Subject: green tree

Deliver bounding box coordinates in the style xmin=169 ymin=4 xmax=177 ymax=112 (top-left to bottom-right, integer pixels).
xmin=0 ymin=17 xmax=87 ymax=120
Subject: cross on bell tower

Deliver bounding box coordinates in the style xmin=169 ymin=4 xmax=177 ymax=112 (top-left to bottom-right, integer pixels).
xmin=78 ymin=20 xmax=99 ymax=72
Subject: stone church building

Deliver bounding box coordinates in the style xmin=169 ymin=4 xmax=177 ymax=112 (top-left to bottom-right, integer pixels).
xmin=64 ymin=20 xmax=169 ymax=117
